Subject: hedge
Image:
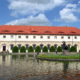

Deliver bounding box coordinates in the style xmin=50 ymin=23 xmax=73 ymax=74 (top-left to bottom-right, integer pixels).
xmin=12 ymin=46 xmax=19 ymax=53
xmin=20 ymin=46 xmax=26 ymax=53
xmin=69 ymin=46 xmax=77 ymax=52
xmin=50 ymin=46 xmax=55 ymax=52
xmin=57 ymin=46 xmax=62 ymax=52
xmin=43 ymin=46 xmax=48 ymax=52
xmin=28 ymin=46 xmax=34 ymax=52
xmin=35 ymin=46 xmax=41 ymax=52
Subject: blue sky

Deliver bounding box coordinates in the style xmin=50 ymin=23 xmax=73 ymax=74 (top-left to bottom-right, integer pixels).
xmin=0 ymin=0 xmax=80 ymax=28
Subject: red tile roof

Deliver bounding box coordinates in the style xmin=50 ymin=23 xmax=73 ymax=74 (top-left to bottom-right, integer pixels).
xmin=0 ymin=25 xmax=80 ymax=35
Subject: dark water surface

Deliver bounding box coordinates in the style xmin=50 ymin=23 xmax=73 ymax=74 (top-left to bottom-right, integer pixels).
xmin=0 ymin=55 xmax=80 ymax=80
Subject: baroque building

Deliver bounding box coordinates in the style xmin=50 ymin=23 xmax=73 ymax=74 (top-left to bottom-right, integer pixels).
xmin=0 ymin=25 xmax=80 ymax=52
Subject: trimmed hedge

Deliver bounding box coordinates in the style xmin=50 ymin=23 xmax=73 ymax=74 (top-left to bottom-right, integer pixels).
xmin=12 ymin=46 xmax=19 ymax=53
xmin=69 ymin=46 xmax=77 ymax=52
xmin=28 ymin=46 xmax=34 ymax=52
xmin=43 ymin=46 xmax=48 ymax=52
xmin=20 ymin=46 xmax=26 ymax=53
xmin=35 ymin=46 xmax=41 ymax=52
xmin=57 ymin=46 xmax=62 ymax=52
xmin=50 ymin=46 xmax=55 ymax=52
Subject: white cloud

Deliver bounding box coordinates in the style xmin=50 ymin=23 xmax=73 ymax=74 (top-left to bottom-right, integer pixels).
xmin=6 ymin=14 xmax=51 ymax=26
xmin=60 ymin=4 xmax=78 ymax=22
xmin=8 ymin=0 xmax=65 ymax=16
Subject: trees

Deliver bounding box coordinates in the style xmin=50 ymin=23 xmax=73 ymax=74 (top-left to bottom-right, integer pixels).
xmin=35 ymin=46 xmax=41 ymax=52
xmin=43 ymin=46 xmax=48 ymax=52
xmin=50 ymin=46 xmax=55 ymax=52
xmin=69 ymin=46 xmax=77 ymax=52
xmin=28 ymin=46 xmax=34 ymax=52
xmin=12 ymin=46 xmax=19 ymax=53
xmin=20 ymin=46 xmax=26 ymax=53
xmin=57 ymin=46 xmax=62 ymax=52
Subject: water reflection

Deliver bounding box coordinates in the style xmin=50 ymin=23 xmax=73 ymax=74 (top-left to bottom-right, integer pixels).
xmin=0 ymin=55 xmax=80 ymax=80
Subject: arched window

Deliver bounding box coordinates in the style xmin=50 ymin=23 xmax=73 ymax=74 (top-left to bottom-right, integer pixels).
xmin=33 ymin=44 xmax=36 ymax=49
xmin=26 ymin=44 xmax=29 ymax=48
xmin=54 ymin=44 xmax=58 ymax=48
xmin=40 ymin=44 xmax=44 ymax=49
xmin=18 ymin=44 xmax=21 ymax=49
xmin=47 ymin=44 xmax=50 ymax=49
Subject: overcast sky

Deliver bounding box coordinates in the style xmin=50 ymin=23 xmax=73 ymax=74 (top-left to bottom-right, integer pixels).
xmin=0 ymin=0 xmax=80 ymax=28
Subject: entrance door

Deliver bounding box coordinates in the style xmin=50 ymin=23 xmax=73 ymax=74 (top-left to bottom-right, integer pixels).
xmin=3 ymin=46 xmax=6 ymax=51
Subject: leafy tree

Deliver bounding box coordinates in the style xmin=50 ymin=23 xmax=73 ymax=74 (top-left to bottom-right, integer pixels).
xmin=20 ymin=46 xmax=26 ymax=53
xmin=57 ymin=46 xmax=62 ymax=52
xmin=43 ymin=46 xmax=48 ymax=52
xmin=69 ymin=46 xmax=77 ymax=52
xmin=12 ymin=46 xmax=19 ymax=53
xmin=35 ymin=46 xmax=41 ymax=52
xmin=50 ymin=46 xmax=55 ymax=52
xmin=28 ymin=46 xmax=34 ymax=52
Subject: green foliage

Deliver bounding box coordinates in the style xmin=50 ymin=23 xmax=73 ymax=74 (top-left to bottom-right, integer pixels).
xmin=43 ymin=46 xmax=48 ymax=52
xmin=37 ymin=54 xmax=80 ymax=59
xmin=28 ymin=46 xmax=34 ymax=52
xmin=12 ymin=46 xmax=19 ymax=53
xmin=35 ymin=46 xmax=41 ymax=52
xmin=20 ymin=46 xmax=26 ymax=53
xmin=69 ymin=46 xmax=77 ymax=52
xmin=57 ymin=46 xmax=62 ymax=52
xmin=50 ymin=46 xmax=55 ymax=52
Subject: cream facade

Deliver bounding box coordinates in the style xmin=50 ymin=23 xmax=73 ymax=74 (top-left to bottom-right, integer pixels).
xmin=0 ymin=34 xmax=80 ymax=53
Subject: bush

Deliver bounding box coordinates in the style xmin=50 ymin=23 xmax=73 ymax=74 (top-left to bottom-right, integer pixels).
xmin=12 ymin=46 xmax=19 ymax=53
xmin=20 ymin=46 xmax=26 ymax=53
xmin=28 ymin=46 xmax=34 ymax=52
xmin=69 ymin=46 xmax=77 ymax=52
xmin=50 ymin=46 xmax=55 ymax=52
xmin=57 ymin=46 xmax=62 ymax=52
xmin=35 ymin=46 xmax=41 ymax=52
xmin=43 ymin=46 xmax=48 ymax=52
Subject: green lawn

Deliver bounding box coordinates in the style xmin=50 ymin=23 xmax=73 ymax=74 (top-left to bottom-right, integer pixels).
xmin=37 ymin=54 xmax=80 ymax=59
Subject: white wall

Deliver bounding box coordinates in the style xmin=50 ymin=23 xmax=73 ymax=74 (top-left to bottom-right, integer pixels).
xmin=0 ymin=34 xmax=79 ymax=42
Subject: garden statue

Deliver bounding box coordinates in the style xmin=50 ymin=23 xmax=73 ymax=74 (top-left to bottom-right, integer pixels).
xmin=62 ymin=41 xmax=68 ymax=55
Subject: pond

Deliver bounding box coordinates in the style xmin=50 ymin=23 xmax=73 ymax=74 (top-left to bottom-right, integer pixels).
xmin=0 ymin=55 xmax=80 ymax=80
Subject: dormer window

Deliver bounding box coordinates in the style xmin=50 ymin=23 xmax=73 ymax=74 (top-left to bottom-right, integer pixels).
xmin=17 ymin=30 xmax=23 ymax=32
xmin=2 ymin=30 xmax=9 ymax=32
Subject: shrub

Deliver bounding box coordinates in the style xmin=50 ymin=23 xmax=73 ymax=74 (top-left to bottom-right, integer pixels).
xmin=12 ymin=46 xmax=19 ymax=53
xmin=20 ymin=46 xmax=26 ymax=53
xmin=50 ymin=46 xmax=55 ymax=52
xmin=69 ymin=46 xmax=77 ymax=52
xmin=43 ymin=46 xmax=48 ymax=52
xmin=57 ymin=46 xmax=62 ymax=52
xmin=28 ymin=46 xmax=34 ymax=52
xmin=35 ymin=46 xmax=41 ymax=52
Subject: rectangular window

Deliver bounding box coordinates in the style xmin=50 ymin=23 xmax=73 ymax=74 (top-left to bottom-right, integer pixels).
xmin=48 ymin=36 xmax=50 ymax=39
xmin=33 ymin=36 xmax=36 ymax=39
xmin=54 ymin=36 xmax=57 ymax=39
xmin=11 ymin=35 xmax=14 ymax=38
xmin=10 ymin=44 xmax=14 ymax=49
xmin=74 ymin=36 xmax=77 ymax=39
xmin=68 ymin=36 xmax=70 ymax=39
xmin=61 ymin=36 xmax=64 ymax=39
xmin=18 ymin=36 xmax=21 ymax=38
xmin=40 ymin=35 xmax=43 ymax=38
xmin=3 ymin=35 xmax=6 ymax=38
xmin=26 ymin=36 xmax=28 ymax=38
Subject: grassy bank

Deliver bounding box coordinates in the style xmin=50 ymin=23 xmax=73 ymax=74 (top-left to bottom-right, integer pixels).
xmin=37 ymin=54 xmax=80 ymax=59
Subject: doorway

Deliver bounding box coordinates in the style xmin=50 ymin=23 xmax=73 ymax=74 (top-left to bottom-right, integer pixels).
xmin=3 ymin=46 xmax=6 ymax=51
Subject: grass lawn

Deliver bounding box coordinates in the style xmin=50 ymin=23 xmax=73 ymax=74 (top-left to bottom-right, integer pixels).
xmin=37 ymin=54 xmax=80 ymax=59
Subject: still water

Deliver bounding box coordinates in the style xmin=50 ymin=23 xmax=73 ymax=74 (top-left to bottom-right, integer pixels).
xmin=0 ymin=55 xmax=80 ymax=80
